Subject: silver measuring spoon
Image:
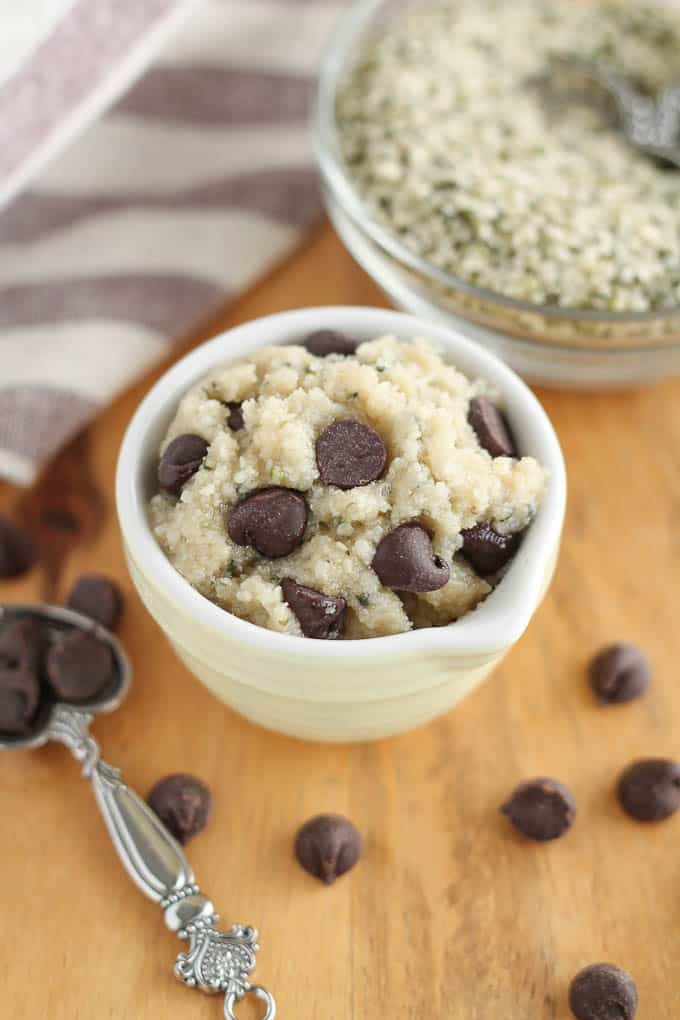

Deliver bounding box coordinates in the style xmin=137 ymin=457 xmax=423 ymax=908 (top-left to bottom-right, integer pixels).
xmin=0 ymin=603 xmax=275 ymax=1020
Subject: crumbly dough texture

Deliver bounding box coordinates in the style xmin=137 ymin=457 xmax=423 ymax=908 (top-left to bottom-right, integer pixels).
xmin=150 ymin=337 xmax=546 ymax=638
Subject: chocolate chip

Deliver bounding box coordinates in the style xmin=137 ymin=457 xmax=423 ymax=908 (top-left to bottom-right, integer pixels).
xmin=303 ymin=330 xmax=359 ymax=357
xmin=0 ymin=617 xmax=46 ymax=733
xmin=461 ymin=522 xmax=522 ymax=576
xmin=281 ymin=578 xmax=347 ymax=639
xmin=158 ymin=434 xmax=208 ymax=496
xmin=225 ymin=402 xmax=244 ymax=431
xmin=0 ymin=514 xmax=36 ymax=579
xmin=616 ymin=758 xmax=680 ymax=822
xmin=588 ymin=643 xmax=650 ymax=705
xmin=0 ymin=665 xmax=41 ymax=735
xmin=501 ymin=778 xmax=576 ymax=841
xmin=468 ymin=396 xmax=517 ymax=458
xmin=294 ymin=814 xmax=362 ymax=885
xmin=148 ymin=773 xmax=212 ymax=845
xmin=67 ymin=575 xmax=123 ymax=631
xmin=46 ymin=629 xmax=114 ymax=703
xmin=228 ymin=487 xmax=308 ymax=559
xmin=0 ymin=617 xmax=46 ymax=674
xmin=569 ymin=964 xmax=638 ymax=1020
xmin=316 ymin=419 xmax=387 ymax=490
xmin=372 ymin=523 xmax=450 ymax=592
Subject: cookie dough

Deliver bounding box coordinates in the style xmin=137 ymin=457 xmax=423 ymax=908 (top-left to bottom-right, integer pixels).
xmin=149 ymin=334 xmax=546 ymax=639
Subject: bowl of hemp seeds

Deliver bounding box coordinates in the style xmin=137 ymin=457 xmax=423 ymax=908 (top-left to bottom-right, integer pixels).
xmin=314 ymin=0 xmax=680 ymax=388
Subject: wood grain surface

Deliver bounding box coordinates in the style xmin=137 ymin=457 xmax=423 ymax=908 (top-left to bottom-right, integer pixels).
xmin=2 ymin=224 xmax=680 ymax=1019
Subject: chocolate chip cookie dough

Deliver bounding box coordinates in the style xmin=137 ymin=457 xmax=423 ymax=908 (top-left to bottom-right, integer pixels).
xmin=149 ymin=334 xmax=546 ymax=639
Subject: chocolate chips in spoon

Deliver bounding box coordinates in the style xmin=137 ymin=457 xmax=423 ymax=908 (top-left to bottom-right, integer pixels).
xmin=46 ymin=629 xmax=114 ymax=703
xmin=0 ymin=616 xmax=47 ymax=674
xmin=0 ymin=664 xmax=41 ymax=735
xmin=0 ymin=617 xmax=47 ymax=735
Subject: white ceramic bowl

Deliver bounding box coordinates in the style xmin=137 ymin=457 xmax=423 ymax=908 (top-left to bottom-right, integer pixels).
xmin=116 ymin=307 xmax=566 ymax=743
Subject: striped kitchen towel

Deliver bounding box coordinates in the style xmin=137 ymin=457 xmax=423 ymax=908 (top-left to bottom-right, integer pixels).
xmin=0 ymin=0 xmax=347 ymax=485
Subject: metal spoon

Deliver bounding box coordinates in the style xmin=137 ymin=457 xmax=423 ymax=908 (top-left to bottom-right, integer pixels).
xmin=534 ymin=57 xmax=680 ymax=169
xmin=0 ymin=603 xmax=275 ymax=1020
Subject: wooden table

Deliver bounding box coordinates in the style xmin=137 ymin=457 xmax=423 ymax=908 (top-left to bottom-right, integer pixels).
xmin=2 ymin=224 xmax=680 ymax=1019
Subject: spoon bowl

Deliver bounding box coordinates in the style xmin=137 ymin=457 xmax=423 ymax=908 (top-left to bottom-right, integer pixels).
xmin=0 ymin=603 xmax=131 ymax=751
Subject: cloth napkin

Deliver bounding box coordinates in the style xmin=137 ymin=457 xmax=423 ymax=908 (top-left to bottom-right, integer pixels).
xmin=0 ymin=0 xmax=346 ymax=485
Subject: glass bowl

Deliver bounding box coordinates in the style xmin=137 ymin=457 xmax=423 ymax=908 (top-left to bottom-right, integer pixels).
xmin=312 ymin=0 xmax=680 ymax=389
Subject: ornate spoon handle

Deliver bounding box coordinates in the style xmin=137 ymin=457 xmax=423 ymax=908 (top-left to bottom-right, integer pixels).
xmin=49 ymin=705 xmax=276 ymax=1019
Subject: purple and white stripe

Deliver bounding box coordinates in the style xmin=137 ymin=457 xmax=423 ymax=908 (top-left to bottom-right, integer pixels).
xmin=0 ymin=0 xmax=199 ymax=207
xmin=0 ymin=0 xmax=346 ymax=484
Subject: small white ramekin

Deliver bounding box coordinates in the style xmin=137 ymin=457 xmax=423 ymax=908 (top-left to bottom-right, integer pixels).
xmin=116 ymin=307 xmax=566 ymax=743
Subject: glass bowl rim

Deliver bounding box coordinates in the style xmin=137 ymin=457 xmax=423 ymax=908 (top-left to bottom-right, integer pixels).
xmin=312 ymin=0 xmax=680 ymax=341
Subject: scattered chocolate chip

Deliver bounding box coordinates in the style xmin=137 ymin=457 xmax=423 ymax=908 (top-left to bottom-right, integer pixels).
xmin=569 ymin=963 xmax=638 ymax=1020
xmin=281 ymin=578 xmax=347 ymax=639
xmin=0 ymin=617 xmax=46 ymax=674
xmin=616 ymin=758 xmax=680 ymax=822
xmin=294 ymin=814 xmax=362 ymax=885
xmin=501 ymin=778 xmax=576 ymax=842
xmin=228 ymin=487 xmax=308 ymax=559
xmin=468 ymin=396 xmax=517 ymax=458
xmin=0 ymin=514 xmax=37 ymax=579
xmin=158 ymin=434 xmax=208 ymax=496
xmin=67 ymin=575 xmax=123 ymax=631
xmin=588 ymin=643 xmax=650 ymax=705
xmin=225 ymin=402 xmax=244 ymax=431
xmin=147 ymin=773 xmax=212 ymax=845
xmin=461 ymin=522 xmax=522 ymax=576
xmin=372 ymin=523 xmax=450 ymax=593
xmin=303 ymin=330 xmax=359 ymax=357
xmin=316 ymin=419 xmax=387 ymax=490
xmin=46 ymin=629 xmax=114 ymax=703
